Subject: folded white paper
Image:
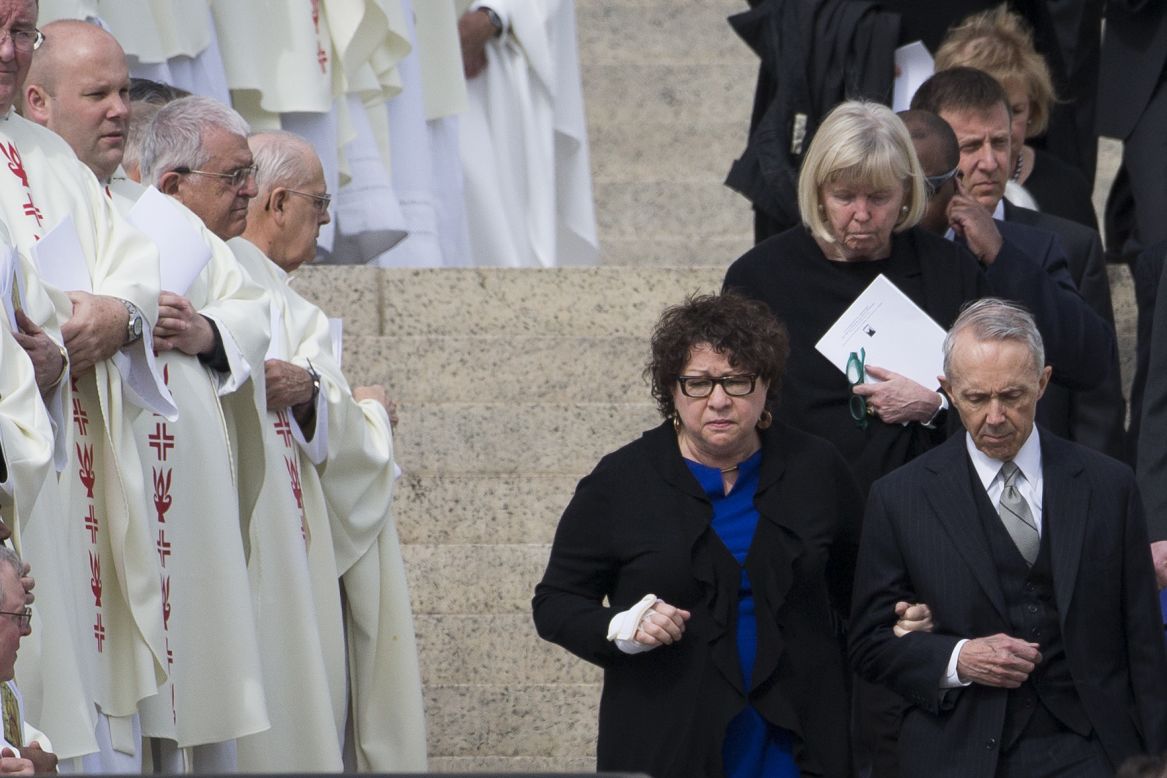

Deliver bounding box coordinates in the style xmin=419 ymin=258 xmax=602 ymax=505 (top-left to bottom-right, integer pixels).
xmin=126 ymin=186 xmax=211 ymax=296
xmin=815 ymin=274 xmax=946 ymax=390
xmin=329 ymin=317 xmax=343 ymax=369
xmin=893 ymin=41 xmax=935 ymax=112
xmin=0 ymin=244 xmax=16 ymax=332
xmin=31 ymin=214 xmax=91 ymax=293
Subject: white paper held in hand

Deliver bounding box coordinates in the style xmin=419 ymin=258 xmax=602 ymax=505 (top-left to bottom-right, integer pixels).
xmin=126 ymin=186 xmax=211 ymax=296
xmin=31 ymin=214 xmax=91 ymax=293
xmin=815 ymin=274 xmax=946 ymax=390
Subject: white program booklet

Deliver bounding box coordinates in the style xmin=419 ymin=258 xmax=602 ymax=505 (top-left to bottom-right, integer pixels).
xmin=892 ymin=41 xmax=935 ymax=112
xmin=127 ymin=186 xmax=211 ymax=295
xmin=815 ymin=274 xmax=946 ymax=390
xmin=32 ymin=214 xmax=91 ymax=293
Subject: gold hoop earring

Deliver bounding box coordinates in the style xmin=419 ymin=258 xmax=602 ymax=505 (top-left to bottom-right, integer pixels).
xmin=673 ymin=415 xmax=682 ymax=433
xmin=757 ymin=410 xmax=773 ymax=430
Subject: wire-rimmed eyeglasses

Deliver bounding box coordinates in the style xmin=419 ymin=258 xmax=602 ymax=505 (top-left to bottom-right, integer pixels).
xmin=0 ymin=27 xmax=42 ymax=52
xmin=173 ymin=164 xmax=258 ymax=189
xmin=283 ymin=188 xmax=332 ymax=215
xmin=0 ymin=608 xmax=31 ymax=631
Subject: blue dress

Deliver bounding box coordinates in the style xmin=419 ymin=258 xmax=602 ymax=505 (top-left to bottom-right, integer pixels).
xmin=685 ymin=451 xmax=799 ymax=778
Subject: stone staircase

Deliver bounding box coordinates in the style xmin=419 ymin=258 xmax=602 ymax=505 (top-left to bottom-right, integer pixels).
xmin=297 ymin=265 xmax=724 ymax=772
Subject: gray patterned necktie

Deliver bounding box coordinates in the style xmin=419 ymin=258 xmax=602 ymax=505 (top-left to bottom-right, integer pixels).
xmin=997 ymin=461 xmax=1040 ymax=565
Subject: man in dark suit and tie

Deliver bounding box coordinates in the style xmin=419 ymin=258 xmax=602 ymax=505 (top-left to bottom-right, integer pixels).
xmin=910 ymin=67 xmax=1125 ymax=460
xmin=850 ymin=298 xmax=1167 ymax=777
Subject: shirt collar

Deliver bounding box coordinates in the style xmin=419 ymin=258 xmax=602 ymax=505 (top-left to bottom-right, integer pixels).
xmin=992 ymin=198 xmax=1006 ymax=220
xmin=966 ymin=426 xmax=1041 ymax=490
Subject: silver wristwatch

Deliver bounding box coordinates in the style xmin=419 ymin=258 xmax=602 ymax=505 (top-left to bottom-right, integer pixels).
xmin=121 ymin=298 xmax=144 ymax=345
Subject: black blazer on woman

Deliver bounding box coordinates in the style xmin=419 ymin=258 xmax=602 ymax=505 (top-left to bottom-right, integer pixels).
xmin=532 ymin=421 xmax=863 ymax=778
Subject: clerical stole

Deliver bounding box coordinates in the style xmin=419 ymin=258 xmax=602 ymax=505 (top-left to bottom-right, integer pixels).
xmin=0 ymin=112 xmax=167 ymax=748
xmin=132 ymin=354 xmax=268 ymax=746
xmin=0 ymin=305 xmax=96 ymax=761
xmin=104 ymin=178 xmax=271 ymax=747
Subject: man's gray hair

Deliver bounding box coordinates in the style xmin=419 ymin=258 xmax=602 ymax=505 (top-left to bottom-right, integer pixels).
xmin=137 ymin=95 xmax=251 ymax=188
xmin=0 ymin=546 xmax=21 ymax=581
xmin=248 ymin=130 xmax=316 ymax=195
xmin=942 ymin=298 xmax=1046 ymax=378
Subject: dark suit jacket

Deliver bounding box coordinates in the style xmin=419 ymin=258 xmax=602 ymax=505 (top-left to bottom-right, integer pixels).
xmin=983 ymin=218 xmax=1114 ymax=396
xmin=1136 ymin=251 xmax=1167 ymax=542
xmin=849 ymin=431 xmax=1167 ymax=777
xmin=1098 ymin=0 xmax=1167 ymax=140
xmin=533 ymin=421 xmax=863 ymax=778
xmin=1003 ymin=200 xmax=1125 ymax=458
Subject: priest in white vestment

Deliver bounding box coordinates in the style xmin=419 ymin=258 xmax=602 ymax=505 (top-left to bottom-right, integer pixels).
xmin=134 ymin=94 xmax=290 ymax=771
xmin=235 ymin=129 xmax=426 ymax=772
xmin=457 ymin=0 xmax=598 ymax=266
xmin=0 ymin=3 xmax=174 ymax=768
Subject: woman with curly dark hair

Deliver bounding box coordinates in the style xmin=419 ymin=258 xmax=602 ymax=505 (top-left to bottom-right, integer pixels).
xmin=533 ymin=292 xmax=862 ymax=778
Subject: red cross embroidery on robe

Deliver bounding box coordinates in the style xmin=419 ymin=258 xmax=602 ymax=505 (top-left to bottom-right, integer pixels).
xmin=156 ymin=529 xmax=172 ymax=567
xmin=93 ymin=613 xmax=105 ymax=653
xmin=148 ymin=422 xmax=175 ymax=460
xmin=274 ymin=410 xmax=295 ymax=448
xmin=83 ymin=505 xmax=99 ymax=545
xmin=72 ymin=397 xmax=89 ymax=436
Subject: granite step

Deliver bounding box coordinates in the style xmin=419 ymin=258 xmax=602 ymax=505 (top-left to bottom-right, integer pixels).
xmin=365 ymin=267 xmax=724 ymax=338
xmin=600 ymin=235 xmax=749 ymax=267
xmin=343 ymin=335 xmax=650 ymax=404
xmin=589 ymin=119 xmax=750 ymax=183
xmin=392 ymin=402 xmax=661 ymax=475
xmin=577 ymin=0 xmax=749 ymax=67
xmin=393 ymin=473 xmax=576 ymax=546
xmin=595 ymin=179 xmax=752 ymax=239
xmin=413 ymin=614 xmax=599 ymax=686
xmin=582 ymin=62 xmax=757 ymax=128
xmin=424 ymin=684 xmax=601 ymax=759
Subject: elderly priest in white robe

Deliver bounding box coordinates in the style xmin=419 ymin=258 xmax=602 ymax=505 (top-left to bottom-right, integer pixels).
xmin=141 ymin=106 xmax=352 ymax=770
xmin=24 ymin=22 xmax=275 ymax=771
xmin=0 ymin=1 xmax=176 ymax=769
xmin=233 ymin=129 xmax=426 ymax=772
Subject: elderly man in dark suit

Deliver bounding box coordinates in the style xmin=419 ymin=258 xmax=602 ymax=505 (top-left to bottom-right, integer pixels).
xmin=850 ymin=298 xmax=1167 ymax=777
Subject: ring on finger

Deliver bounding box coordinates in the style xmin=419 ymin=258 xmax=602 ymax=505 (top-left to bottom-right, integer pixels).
xmin=866 ymin=404 xmax=876 ymax=417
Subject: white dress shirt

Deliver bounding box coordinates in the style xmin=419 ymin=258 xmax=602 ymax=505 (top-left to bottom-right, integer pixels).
xmin=940 ymin=429 xmax=1044 ymax=688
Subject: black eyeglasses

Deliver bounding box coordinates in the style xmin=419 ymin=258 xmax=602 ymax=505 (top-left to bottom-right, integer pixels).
xmin=0 ymin=28 xmax=42 ymax=52
xmin=0 ymin=608 xmax=31 ymax=630
xmin=283 ymin=188 xmax=332 ymax=215
xmin=924 ymin=166 xmax=961 ymax=199
xmin=173 ymin=164 xmax=257 ymax=189
xmin=846 ymin=348 xmax=869 ymax=430
xmin=676 ymin=374 xmax=757 ymax=398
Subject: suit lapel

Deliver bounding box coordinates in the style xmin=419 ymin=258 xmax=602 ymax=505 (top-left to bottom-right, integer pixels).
xmin=1040 ymin=434 xmax=1088 ymax=616
xmin=922 ymin=436 xmax=1010 ymax=623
